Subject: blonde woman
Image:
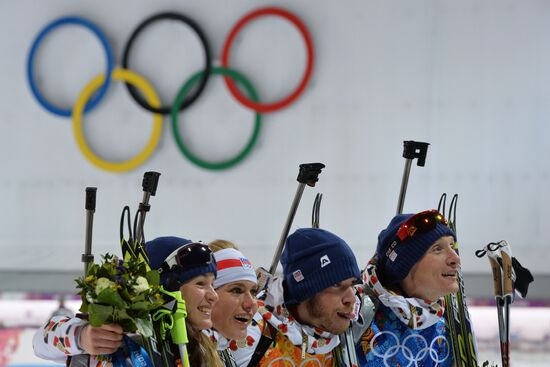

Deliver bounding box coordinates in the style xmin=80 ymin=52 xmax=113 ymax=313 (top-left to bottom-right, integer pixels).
xmin=206 ymin=239 xmax=259 ymax=367
xmin=33 ymin=236 xmax=225 ymax=367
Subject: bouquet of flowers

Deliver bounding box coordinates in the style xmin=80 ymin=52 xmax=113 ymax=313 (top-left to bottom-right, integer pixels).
xmin=76 ymin=253 xmax=164 ymax=337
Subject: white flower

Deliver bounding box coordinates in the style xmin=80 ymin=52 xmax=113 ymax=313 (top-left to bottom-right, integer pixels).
xmin=86 ymin=293 xmax=97 ymax=304
xmin=95 ymin=277 xmax=114 ymax=294
xmin=133 ymin=276 xmax=149 ymax=294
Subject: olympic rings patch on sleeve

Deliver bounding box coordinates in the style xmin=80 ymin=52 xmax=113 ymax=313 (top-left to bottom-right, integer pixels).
xmin=26 ymin=8 xmax=315 ymax=172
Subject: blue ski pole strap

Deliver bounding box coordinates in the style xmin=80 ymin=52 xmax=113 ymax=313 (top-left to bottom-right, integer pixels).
xmin=111 ymin=336 xmax=154 ymax=367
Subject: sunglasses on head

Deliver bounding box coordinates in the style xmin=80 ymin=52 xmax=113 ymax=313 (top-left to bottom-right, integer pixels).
xmin=396 ymin=209 xmax=448 ymax=242
xmin=159 ymin=242 xmax=215 ymax=274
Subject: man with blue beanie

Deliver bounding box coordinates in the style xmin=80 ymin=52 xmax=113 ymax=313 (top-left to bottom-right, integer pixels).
xmin=232 ymin=227 xmax=361 ymax=366
xmin=355 ymin=210 xmax=459 ymax=367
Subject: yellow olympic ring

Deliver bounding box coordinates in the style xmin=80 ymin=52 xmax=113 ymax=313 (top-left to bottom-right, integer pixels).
xmin=72 ymin=68 xmax=163 ymax=172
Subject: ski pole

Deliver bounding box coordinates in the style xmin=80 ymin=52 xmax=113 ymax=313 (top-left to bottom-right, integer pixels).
xmin=82 ymin=187 xmax=97 ymax=276
xmin=488 ymin=250 xmax=508 ymax=367
xmin=268 ymin=163 xmax=325 ymax=275
xmin=477 ymin=240 xmax=534 ymax=367
xmin=158 ymin=289 xmax=190 ymax=367
xmin=396 ymin=140 xmax=429 ymax=214
xmin=501 ymin=247 xmax=514 ymax=367
xmin=477 ymin=240 xmax=515 ymax=367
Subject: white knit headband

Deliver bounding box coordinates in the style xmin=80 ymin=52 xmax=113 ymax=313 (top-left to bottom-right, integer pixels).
xmin=213 ymin=248 xmax=257 ymax=289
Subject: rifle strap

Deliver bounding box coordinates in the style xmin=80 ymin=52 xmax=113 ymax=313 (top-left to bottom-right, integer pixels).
xmin=247 ymin=321 xmax=276 ymax=367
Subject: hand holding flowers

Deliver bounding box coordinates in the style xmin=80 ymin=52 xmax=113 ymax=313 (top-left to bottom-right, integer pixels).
xmin=76 ymin=253 xmax=164 ymax=337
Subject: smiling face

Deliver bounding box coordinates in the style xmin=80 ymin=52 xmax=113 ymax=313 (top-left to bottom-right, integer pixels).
xmin=211 ymin=280 xmax=258 ymax=340
xmin=400 ymin=235 xmax=460 ymax=302
xmin=179 ymin=273 xmax=218 ymax=334
xmin=297 ymin=277 xmax=357 ymax=335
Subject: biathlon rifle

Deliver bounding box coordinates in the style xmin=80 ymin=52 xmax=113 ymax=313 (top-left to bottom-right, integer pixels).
xmin=119 ymin=172 xmax=190 ymax=367
xmin=396 ymin=140 xmax=429 ymax=214
xmin=245 ymin=164 xmax=324 ymax=367
xmin=256 ymin=163 xmax=325 ymax=292
xmin=268 ymin=163 xmax=325 ymax=275
xmin=82 ymin=187 xmax=97 ymax=277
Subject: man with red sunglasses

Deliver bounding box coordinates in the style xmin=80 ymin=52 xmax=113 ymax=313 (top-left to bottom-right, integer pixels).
xmin=355 ymin=210 xmax=459 ymax=367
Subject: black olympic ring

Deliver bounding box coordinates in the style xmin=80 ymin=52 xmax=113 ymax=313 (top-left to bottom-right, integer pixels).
xmin=122 ymin=12 xmax=212 ymax=115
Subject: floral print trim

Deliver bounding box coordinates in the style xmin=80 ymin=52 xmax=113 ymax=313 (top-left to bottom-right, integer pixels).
xmin=362 ymin=257 xmax=445 ymax=330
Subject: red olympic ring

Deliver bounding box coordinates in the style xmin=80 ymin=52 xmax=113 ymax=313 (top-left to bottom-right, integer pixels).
xmin=221 ymin=7 xmax=315 ymax=113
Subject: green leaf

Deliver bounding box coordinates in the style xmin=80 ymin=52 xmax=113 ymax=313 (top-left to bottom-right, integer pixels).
xmin=134 ymin=309 xmax=150 ymax=320
xmin=135 ymin=318 xmax=154 ymax=338
xmin=119 ymin=318 xmax=137 ymax=333
xmin=119 ymin=288 xmax=132 ymax=302
xmin=113 ymin=308 xmax=131 ymax=323
xmin=130 ymin=301 xmax=148 ymax=311
xmin=97 ymin=287 xmax=128 ymax=309
xmin=97 ymin=267 xmax=111 ymax=279
xmin=132 ymin=293 xmax=146 ymax=303
xmin=79 ymin=299 xmax=89 ymax=313
xmin=88 ymin=304 xmax=113 ymax=327
xmin=87 ymin=265 xmax=98 ymax=277
xmin=146 ymin=270 xmax=160 ymax=286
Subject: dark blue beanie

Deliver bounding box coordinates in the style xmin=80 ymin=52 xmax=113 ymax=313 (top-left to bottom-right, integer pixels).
xmin=376 ymin=212 xmax=456 ymax=286
xmin=145 ymin=236 xmax=217 ymax=291
xmin=281 ymin=228 xmax=360 ymax=306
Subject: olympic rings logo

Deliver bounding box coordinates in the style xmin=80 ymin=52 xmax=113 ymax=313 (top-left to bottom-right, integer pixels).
xmin=266 ymin=354 xmax=332 ymax=367
xmin=370 ymin=331 xmax=451 ymax=367
xmin=26 ymin=8 xmax=315 ymax=172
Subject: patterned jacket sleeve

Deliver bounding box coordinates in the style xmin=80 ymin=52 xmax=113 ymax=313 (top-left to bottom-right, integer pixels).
xmin=32 ymin=315 xmax=87 ymax=362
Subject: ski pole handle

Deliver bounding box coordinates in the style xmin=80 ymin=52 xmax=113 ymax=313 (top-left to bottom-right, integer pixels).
xmin=488 ymin=256 xmax=504 ymax=300
xmin=169 ymin=290 xmax=188 ymax=345
xmin=268 ymin=163 xmax=325 ymax=276
xmin=501 ymin=251 xmax=514 ymax=298
xmin=82 ymin=187 xmax=97 ymax=276
xmin=161 ymin=288 xmax=189 ymax=367
xmin=134 ymin=171 xmax=161 ymax=244
xmin=396 ymin=141 xmax=429 ymax=214
xmin=501 ymin=249 xmax=513 ymax=367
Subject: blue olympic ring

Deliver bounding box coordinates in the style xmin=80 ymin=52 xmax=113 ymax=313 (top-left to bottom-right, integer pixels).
xmin=26 ymin=16 xmax=115 ymax=117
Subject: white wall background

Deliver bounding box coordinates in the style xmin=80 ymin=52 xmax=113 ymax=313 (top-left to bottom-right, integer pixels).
xmin=0 ymin=0 xmax=549 ymax=295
